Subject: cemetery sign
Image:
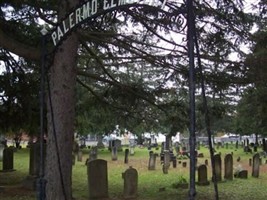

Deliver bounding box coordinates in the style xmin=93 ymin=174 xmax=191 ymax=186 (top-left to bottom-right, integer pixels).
xmin=51 ymin=0 xmax=167 ymax=46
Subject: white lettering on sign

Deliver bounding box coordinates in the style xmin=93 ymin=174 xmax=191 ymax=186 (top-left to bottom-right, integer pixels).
xmin=51 ymin=0 xmax=166 ymax=46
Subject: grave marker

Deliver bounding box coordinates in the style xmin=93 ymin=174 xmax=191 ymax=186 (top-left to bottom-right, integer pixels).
xmin=148 ymin=151 xmax=157 ymax=170
xmin=89 ymin=146 xmax=98 ymax=162
xmin=252 ymin=153 xmax=260 ymax=178
xmin=212 ymin=154 xmax=222 ymax=182
xmin=112 ymin=146 xmax=118 ymax=161
xmin=87 ymin=159 xmax=108 ymax=199
xmin=1 ymin=147 xmax=15 ymax=172
xmin=77 ymin=150 xmax=83 ymax=162
xmin=224 ymin=154 xmax=233 ymax=180
xmin=197 ymin=164 xmax=210 ymax=186
xmin=162 ymin=151 xmax=170 ymax=174
xmin=122 ymin=166 xmax=138 ymax=199
xmin=124 ymin=149 xmax=129 ymax=164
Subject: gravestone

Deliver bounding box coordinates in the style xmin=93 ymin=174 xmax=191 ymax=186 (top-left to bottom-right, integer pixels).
xmin=252 ymin=153 xmax=260 ymax=178
xmin=22 ymin=142 xmax=46 ymax=190
xmin=114 ymin=139 xmax=122 ymax=151
xmin=87 ymin=159 xmax=108 ymax=199
xmin=148 ymin=151 xmax=157 ymax=170
xmin=96 ymin=135 xmax=105 ymax=149
xmin=1 ymin=147 xmax=15 ymax=172
xmin=122 ymin=166 xmax=138 ymax=199
xmin=111 ymin=146 xmax=118 ymax=161
xmin=109 ymin=139 xmax=121 ymax=151
xmin=129 ymin=147 xmax=135 ymax=156
xmin=89 ymin=146 xmax=98 ymax=162
xmin=0 ymin=144 xmax=4 ymax=161
xmin=172 ymin=155 xmax=177 ymax=168
xmin=197 ymin=164 xmax=210 ymax=186
xmin=212 ymin=154 xmax=222 ymax=182
xmin=249 ymin=158 xmax=252 ymax=166
xmin=77 ymin=150 xmax=83 ymax=162
xmin=129 ymin=138 xmax=135 ymax=156
xmin=174 ymin=142 xmax=180 ymax=155
xmin=124 ymin=149 xmax=129 ymax=164
xmin=162 ymin=151 xmax=170 ymax=174
xmin=29 ymin=142 xmax=42 ymax=176
xmin=235 ymin=141 xmax=238 ymax=149
xmin=235 ymin=170 xmax=248 ymax=179
xmin=224 ymin=154 xmax=233 ymax=180
xmin=254 ymin=145 xmax=257 ymax=152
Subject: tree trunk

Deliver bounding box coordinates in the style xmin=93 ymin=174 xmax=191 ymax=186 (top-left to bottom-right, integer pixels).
xmin=45 ymin=1 xmax=79 ymax=198
xmin=45 ymin=31 xmax=78 ymax=200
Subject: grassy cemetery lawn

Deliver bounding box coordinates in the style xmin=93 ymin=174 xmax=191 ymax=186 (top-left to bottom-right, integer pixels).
xmin=1 ymin=145 xmax=267 ymax=200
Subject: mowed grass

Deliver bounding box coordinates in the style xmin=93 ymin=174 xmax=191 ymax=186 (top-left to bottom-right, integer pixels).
xmin=1 ymin=144 xmax=267 ymax=200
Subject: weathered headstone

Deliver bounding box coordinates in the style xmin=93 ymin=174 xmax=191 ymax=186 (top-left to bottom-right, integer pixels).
xmin=122 ymin=166 xmax=138 ymax=199
xmin=197 ymin=164 xmax=210 ymax=186
xmin=96 ymin=135 xmax=105 ymax=149
xmin=148 ymin=151 xmax=157 ymax=170
xmin=1 ymin=147 xmax=15 ymax=172
xmin=224 ymin=154 xmax=233 ymax=180
xmin=124 ymin=149 xmax=129 ymax=164
xmin=77 ymin=150 xmax=83 ymax=162
xmin=87 ymin=159 xmax=108 ymax=199
xmin=235 ymin=141 xmax=238 ymax=149
xmin=129 ymin=138 xmax=135 ymax=156
xmin=88 ymin=146 xmax=98 ymax=162
xmin=129 ymin=147 xmax=135 ymax=156
xmin=252 ymin=153 xmax=260 ymax=178
xmin=111 ymin=146 xmax=118 ymax=161
xmin=172 ymin=156 xmax=177 ymax=168
xmin=174 ymin=142 xmax=180 ymax=155
xmin=114 ymin=139 xmax=122 ymax=151
xmin=22 ymin=142 xmax=47 ymax=190
xmin=162 ymin=151 xmax=170 ymax=174
xmin=109 ymin=139 xmax=122 ymax=151
xmin=212 ymin=154 xmax=222 ymax=182
xmin=236 ymin=170 xmax=248 ymax=179
xmin=29 ymin=142 xmax=41 ymax=176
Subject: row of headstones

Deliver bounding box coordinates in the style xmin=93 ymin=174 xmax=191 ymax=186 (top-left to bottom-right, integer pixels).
xmin=1 ymin=143 xmax=49 ymax=190
xmin=88 ymin=153 xmax=261 ymax=199
xmin=0 ymin=146 xmax=137 ymax=199
xmin=197 ymin=152 xmax=261 ymax=186
xmin=88 ymin=159 xmax=138 ymax=199
xmin=82 ymin=147 xmax=135 ymax=165
xmin=148 ymin=150 xmax=178 ymax=174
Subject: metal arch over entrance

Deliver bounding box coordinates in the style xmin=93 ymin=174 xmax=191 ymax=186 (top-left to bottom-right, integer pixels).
xmin=40 ymin=0 xmax=198 ymax=200
xmin=49 ymin=0 xmax=171 ymax=48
